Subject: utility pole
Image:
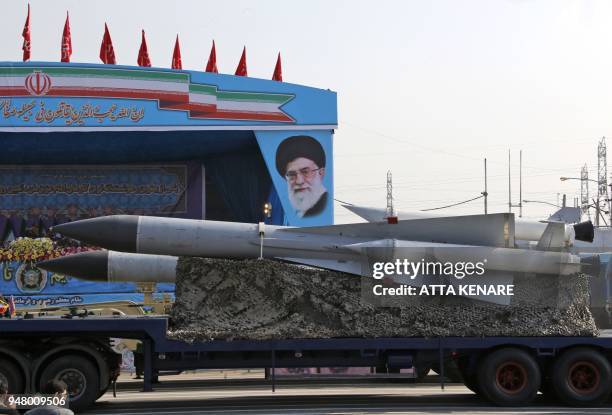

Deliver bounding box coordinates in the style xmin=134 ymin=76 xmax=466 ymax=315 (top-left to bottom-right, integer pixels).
xmin=508 ymin=150 xmax=512 ymax=213
xmin=519 ymin=150 xmax=523 ymax=218
xmin=581 ymin=164 xmax=590 ymax=221
xmin=482 ymin=158 xmax=488 ymax=214
xmin=508 ymin=150 xmax=522 ymax=216
xmin=598 ymin=137 xmax=608 ymax=226
xmin=385 ymin=170 xmax=397 ymax=223
xmin=609 ymin=183 xmax=612 ymax=226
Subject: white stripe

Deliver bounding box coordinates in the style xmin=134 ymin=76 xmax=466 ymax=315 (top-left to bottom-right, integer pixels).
xmin=189 ymin=93 xmax=216 ymax=105
xmin=53 ymin=77 xmax=189 ymax=93
xmin=218 ymin=101 xmax=281 ymax=112
xmin=0 ymin=77 xmax=25 ymax=88
xmin=0 ymin=76 xmax=188 ymax=93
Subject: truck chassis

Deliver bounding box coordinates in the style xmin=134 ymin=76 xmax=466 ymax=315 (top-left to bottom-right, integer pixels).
xmin=2 ymin=317 xmax=612 ymax=410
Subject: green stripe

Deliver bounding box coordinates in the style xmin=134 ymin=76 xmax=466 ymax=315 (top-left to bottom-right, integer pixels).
xmin=0 ymin=67 xmax=188 ymax=83
xmin=217 ymin=91 xmax=293 ymax=104
xmin=189 ymin=84 xmax=217 ymax=94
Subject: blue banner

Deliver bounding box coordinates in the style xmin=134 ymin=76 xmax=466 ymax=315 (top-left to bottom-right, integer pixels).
xmin=0 ymin=163 xmax=203 ymax=239
xmin=0 ymin=260 xmax=174 ymax=295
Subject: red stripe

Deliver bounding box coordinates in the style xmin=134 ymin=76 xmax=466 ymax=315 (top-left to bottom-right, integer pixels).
xmin=0 ymin=88 xmax=29 ymax=96
xmin=168 ymin=102 xmax=216 ymax=112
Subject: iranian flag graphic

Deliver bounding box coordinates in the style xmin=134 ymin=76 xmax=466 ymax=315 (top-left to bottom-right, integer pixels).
xmin=0 ymin=66 xmax=294 ymax=122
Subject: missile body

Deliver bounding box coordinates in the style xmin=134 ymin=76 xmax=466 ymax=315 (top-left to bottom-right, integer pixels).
xmin=38 ymin=239 xmax=587 ymax=285
xmin=38 ymin=250 xmax=177 ymax=282
xmin=53 ymin=215 xmax=364 ymax=262
xmin=47 ymin=214 xmax=592 ymax=280
xmin=342 ymin=205 xmax=593 ymax=244
xmin=348 ymin=239 xmax=583 ymax=275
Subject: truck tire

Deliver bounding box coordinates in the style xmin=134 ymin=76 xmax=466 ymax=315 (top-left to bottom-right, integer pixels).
xmin=0 ymin=358 xmax=24 ymax=393
xmin=551 ymin=347 xmax=612 ymax=406
xmin=477 ymin=348 xmax=540 ymax=406
xmin=95 ymin=384 xmax=110 ymax=400
xmin=39 ymin=355 xmax=100 ymax=411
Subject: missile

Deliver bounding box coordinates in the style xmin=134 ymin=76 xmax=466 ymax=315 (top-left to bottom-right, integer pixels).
xmin=37 ymin=240 xmax=592 ymax=285
xmin=49 ymin=214 xmax=595 ymax=278
xmin=37 ymin=250 xmax=177 ymax=283
xmin=342 ymin=204 xmax=595 ymax=244
xmin=39 ymin=213 xmax=601 ymax=306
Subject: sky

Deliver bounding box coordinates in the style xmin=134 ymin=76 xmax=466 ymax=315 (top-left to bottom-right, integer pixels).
xmin=2 ymin=0 xmax=612 ymax=223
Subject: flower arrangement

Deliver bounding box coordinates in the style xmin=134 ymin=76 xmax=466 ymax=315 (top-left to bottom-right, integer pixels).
xmin=0 ymin=237 xmax=98 ymax=262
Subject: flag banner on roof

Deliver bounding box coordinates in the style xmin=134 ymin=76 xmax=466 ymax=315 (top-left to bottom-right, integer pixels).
xmin=0 ymin=64 xmax=300 ymax=125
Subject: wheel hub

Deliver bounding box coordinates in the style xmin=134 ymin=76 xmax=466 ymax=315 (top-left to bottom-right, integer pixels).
xmin=56 ymin=368 xmax=87 ymax=401
xmin=495 ymin=361 xmax=527 ymax=394
xmin=568 ymin=361 xmax=600 ymax=395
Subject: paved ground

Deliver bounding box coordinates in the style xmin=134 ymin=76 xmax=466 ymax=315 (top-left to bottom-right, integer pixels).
xmin=80 ymin=371 xmax=612 ymax=415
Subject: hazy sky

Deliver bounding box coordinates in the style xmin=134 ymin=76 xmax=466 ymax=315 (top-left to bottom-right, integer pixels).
xmin=2 ymin=0 xmax=612 ymax=223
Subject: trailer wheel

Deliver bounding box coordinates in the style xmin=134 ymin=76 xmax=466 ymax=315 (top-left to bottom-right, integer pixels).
xmin=0 ymin=358 xmax=24 ymax=394
xmin=477 ymin=348 xmax=540 ymax=406
xmin=39 ymin=355 xmax=100 ymax=411
xmin=551 ymin=347 xmax=611 ymax=406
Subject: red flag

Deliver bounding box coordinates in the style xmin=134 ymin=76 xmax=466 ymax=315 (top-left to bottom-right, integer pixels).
xmin=137 ymin=30 xmax=151 ymax=67
xmin=235 ymin=46 xmax=247 ymax=76
xmin=205 ymin=40 xmax=218 ymax=73
xmin=61 ymin=11 xmax=72 ymax=62
xmin=272 ymin=52 xmax=282 ymax=81
xmin=22 ymin=3 xmax=31 ymax=62
xmin=99 ymin=23 xmax=116 ymax=64
xmin=171 ymin=34 xmax=182 ymax=70
xmin=7 ymin=296 xmax=15 ymax=318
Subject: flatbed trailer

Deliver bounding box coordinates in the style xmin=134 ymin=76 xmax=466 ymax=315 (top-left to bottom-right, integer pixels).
xmin=2 ymin=316 xmax=612 ymax=410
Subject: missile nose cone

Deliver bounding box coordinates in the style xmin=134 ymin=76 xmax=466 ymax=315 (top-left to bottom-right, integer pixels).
xmin=53 ymin=215 xmax=139 ymax=252
xmin=37 ymin=251 xmax=109 ymax=281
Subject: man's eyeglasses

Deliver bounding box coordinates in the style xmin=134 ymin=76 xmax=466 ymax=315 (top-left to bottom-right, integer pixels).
xmin=285 ymin=167 xmax=322 ymax=181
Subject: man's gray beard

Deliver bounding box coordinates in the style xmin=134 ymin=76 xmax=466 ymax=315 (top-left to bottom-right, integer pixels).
xmin=288 ymin=182 xmax=326 ymax=218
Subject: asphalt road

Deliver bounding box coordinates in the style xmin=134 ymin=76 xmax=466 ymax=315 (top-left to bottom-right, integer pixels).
xmin=81 ymin=374 xmax=612 ymax=415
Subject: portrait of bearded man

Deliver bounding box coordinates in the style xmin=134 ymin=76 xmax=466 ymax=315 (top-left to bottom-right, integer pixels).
xmin=275 ymin=135 xmax=328 ymax=218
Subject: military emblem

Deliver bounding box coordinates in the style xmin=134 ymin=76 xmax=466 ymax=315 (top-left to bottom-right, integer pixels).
xmin=24 ymin=70 xmax=52 ymax=96
xmin=15 ymin=262 xmax=47 ymax=293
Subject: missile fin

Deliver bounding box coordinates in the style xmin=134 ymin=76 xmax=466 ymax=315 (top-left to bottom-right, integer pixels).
xmin=536 ymin=222 xmax=566 ymax=251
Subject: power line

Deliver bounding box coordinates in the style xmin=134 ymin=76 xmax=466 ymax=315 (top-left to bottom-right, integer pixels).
xmin=420 ymin=195 xmax=484 ymax=211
